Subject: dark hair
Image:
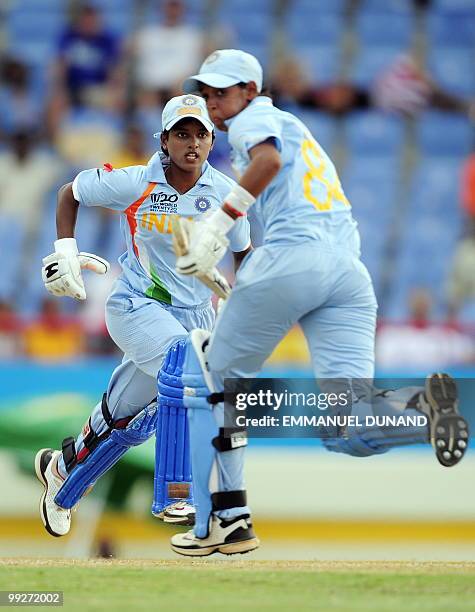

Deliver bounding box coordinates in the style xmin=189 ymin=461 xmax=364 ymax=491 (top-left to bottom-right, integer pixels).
xmin=237 ymin=82 xmax=273 ymax=100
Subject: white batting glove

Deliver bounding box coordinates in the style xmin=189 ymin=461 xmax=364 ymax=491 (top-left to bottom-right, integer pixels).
xmin=42 ymin=238 xmax=109 ymax=300
xmin=176 ymin=210 xmax=231 ymax=276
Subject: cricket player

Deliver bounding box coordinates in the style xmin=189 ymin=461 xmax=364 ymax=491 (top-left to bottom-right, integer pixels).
xmin=162 ymin=50 xmax=469 ymax=556
xmin=35 ymin=94 xmax=251 ymax=537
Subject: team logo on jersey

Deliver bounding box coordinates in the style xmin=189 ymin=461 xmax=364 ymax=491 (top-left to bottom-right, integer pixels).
xmin=194 ymin=197 xmax=211 ymax=213
xmin=150 ymin=192 xmax=178 ymax=213
xmin=183 ymin=95 xmax=199 ymax=106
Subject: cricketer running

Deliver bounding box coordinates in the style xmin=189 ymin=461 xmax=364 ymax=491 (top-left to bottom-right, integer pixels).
xmin=163 ymin=49 xmax=469 ymax=556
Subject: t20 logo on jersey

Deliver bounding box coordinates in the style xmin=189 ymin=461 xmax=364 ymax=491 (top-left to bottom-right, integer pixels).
xmin=150 ymin=192 xmax=178 ymax=213
xmin=194 ymin=196 xmax=211 ymax=213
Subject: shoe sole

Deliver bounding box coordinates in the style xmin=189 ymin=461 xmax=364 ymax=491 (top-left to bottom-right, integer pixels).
xmin=425 ymin=374 xmax=469 ymax=467
xmin=163 ymin=512 xmax=196 ymax=526
xmin=34 ymin=449 xmax=65 ymax=538
xmin=171 ymin=537 xmax=260 ymax=557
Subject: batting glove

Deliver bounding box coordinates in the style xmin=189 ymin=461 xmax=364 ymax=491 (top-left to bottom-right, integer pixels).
xmin=42 ymin=238 xmax=109 ymax=300
xmin=176 ymin=210 xmax=231 ymax=276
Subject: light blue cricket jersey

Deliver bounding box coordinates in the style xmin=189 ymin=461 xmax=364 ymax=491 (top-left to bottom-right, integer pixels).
xmin=72 ymin=153 xmax=251 ymax=307
xmin=226 ymin=96 xmax=360 ymax=253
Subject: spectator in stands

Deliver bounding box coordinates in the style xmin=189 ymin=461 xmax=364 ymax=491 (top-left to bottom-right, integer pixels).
xmin=48 ymin=3 xmax=122 ymax=133
xmin=110 ymin=124 xmax=150 ymax=168
xmin=376 ymin=288 xmax=474 ymax=370
xmin=54 ymin=97 xmax=123 ymax=168
xmin=0 ymin=301 xmax=22 ymax=358
xmin=270 ymin=56 xmax=370 ymax=115
xmin=373 ymin=55 xmax=473 ymax=117
xmin=0 ymin=57 xmax=42 ymax=137
xmin=0 ymin=131 xmax=65 ymax=236
xmin=270 ymin=54 xmax=473 ymax=118
xmin=129 ymin=0 xmax=205 ymax=106
xmin=23 ymin=298 xmax=85 ymax=362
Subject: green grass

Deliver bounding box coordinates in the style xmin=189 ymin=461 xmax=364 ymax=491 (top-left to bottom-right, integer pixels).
xmin=1 ymin=560 xmax=475 ymax=612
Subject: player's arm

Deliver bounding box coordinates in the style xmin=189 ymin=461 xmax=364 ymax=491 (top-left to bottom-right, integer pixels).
xmin=56 ymin=182 xmax=79 ymax=238
xmin=232 ymin=245 xmax=252 ymax=272
xmin=235 ymin=141 xmax=281 ymax=198
xmin=41 ymin=181 xmax=109 ymax=300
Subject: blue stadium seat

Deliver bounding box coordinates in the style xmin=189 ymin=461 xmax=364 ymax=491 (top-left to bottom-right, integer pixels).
xmin=408 ymin=156 xmax=464 ymax=211
xmin=355 ymin=13 xmax=414 ymax=48
xmin=359 ymin=0 xmax=414 ymax=14
xmin=386 ymin=155 xmax=465 ymax=319
xmin=432 ymin=0 xmax=475 ymax=15
xmin=293 ymin=44 xmax=341 ymax=84
xmin=428 ymin=48 xmax=475 ymax=97
xmin=0 ymin=217 xmax=25 ymax=302
xmin=6 ymin=8 xmax=66 ymax=39
xmin=345 ymin=112 xmax=405 ymax=157
xmin=350 ymin=46 xmax=403 ymax=87
xmin=218 ymin=0 xmax=274 ymax=12
xmin=427 ymin=12 xmax=475 ymax=48
xmin=222 ymin=12 xmax=274 ymax=45
xmin=287 ymin=13 xmax=344 ymax=46
xmin=293 ymin=110 xmax=338 ymax=153
xmin=416 ymin=112 xmax=473 ymax=158
xmin=288 ymin=0 xmax=348 ymax=13
xmin=344 ymin=155 xmax=400 ymax=185
xmin=10 ymin=0 xmax=65 ymax=10
xmin=343 ymin=155 xmax=400 ymax=297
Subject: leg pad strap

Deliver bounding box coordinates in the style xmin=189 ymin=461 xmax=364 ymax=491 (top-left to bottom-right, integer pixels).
xmin=211 ymin=490 xmax=247 ymax=512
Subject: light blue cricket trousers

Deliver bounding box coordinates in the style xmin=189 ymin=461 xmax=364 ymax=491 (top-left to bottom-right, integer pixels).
xmin=57 ymin=277 xmax=214 ymax=477
xmin=203 ymin=241 xmax=378 ymax=515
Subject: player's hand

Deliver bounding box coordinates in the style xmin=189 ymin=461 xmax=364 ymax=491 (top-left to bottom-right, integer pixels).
xmin=42 ymin=238 xmax=109 ymax=300
xmin=176 ymin=216 xmax=229 ymax=276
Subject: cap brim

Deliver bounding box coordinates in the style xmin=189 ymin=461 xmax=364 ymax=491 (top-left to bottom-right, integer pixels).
xmin=163 ymin=113 xmax=214 ymax=132
xmin=183 ymin=73 xmax=240 ymax=93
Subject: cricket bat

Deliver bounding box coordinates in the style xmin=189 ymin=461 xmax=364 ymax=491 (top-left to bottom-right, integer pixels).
xmin=171 ymin=215 xmax=232 ymax=300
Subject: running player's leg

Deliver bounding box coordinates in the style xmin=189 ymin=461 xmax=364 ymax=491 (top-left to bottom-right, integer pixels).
xmin=172 ymin=253 xmax=317 ymax=555
xmin=35 ymin=297 xmax=192 ymax=536
xmin=300 ymin=257 xmax=468 ymax=463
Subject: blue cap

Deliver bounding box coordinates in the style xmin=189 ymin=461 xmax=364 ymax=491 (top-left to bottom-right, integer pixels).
xmin=183 ymin=49 xmax=263 ymax=94
xmin=158 ymin=94 xmax=214 ymax=134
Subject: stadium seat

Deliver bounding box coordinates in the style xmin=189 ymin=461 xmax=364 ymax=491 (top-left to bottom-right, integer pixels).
xmin=293 ymin=110 xmax=338 ymax=154
xmin=345 ymin=112 xmax=405 ymax=157
xmin=386 ymin=155 xmax=465 ymax=319
xmin=293 ymin=44 xmax=342 ymax=84
xmin=288 ymin=0 xmax=348 ymax=13
xmin=287 ymin=13 xmax=344 ymax=46
xmin=432 ymin=0 xmax=475 ymax=15
xmin=428 ymin=48 xmax=475 ymax=97
xmin=427 ymin=12 xmax=475 ymax=49
xmin=0 ymin=217 xmax=25 ymax=302
xmin=7 ymin=9 xmax=66 ymax=40
xmin=343 ymin=155 xmax=400 ymax=298
xmin=416 ymin=112 xmax=473 ymax=158
xmin=355 ymin=13 xmax=414 ymax=48
xmin=350 ymin=46 xmax=404 ymax=87
xmin=359 ymin=0 xmax=414 ymax=14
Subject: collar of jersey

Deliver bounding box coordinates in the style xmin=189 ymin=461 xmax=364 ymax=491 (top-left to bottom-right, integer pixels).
xmin=146 ymin=152 xmax=214 ymax=187
xmin=224 ymin=96 xmax=274 ymax=129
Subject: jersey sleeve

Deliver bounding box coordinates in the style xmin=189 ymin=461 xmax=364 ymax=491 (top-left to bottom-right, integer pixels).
xmin=228 ymin=215 xmax=251 ymax=252
xmin=228 ymin=110 xmax=283 ymax=157
xmin=72 ymin=166 xmax=144 ymax=211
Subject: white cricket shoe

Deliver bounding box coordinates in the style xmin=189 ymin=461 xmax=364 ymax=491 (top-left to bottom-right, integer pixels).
xmin=161 ymin=501 xmax=196 ymax=526
xmin=171 ymin=514 xmax=259 ymax=557
xmin=35 ymin=449 xmax=71 ymax=537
